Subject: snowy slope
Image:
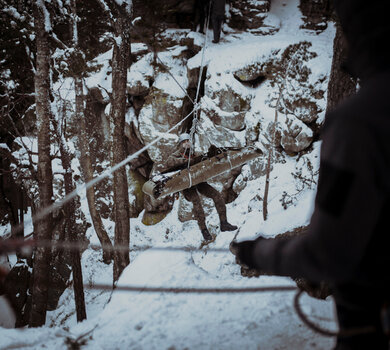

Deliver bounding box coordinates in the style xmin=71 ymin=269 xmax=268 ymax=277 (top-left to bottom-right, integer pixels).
xmin=0 ymin=0 xmax=339 ymax=349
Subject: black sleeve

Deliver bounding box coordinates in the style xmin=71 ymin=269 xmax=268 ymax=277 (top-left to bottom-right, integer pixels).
xmin=252 ymin=116 xmax=386 ymax=284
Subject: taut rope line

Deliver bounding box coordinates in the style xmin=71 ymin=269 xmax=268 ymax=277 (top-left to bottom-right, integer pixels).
xmin=3 ymin=108 xmax=196 ymax=238
xmin=188 ymin=0 xmax=212 ymax=169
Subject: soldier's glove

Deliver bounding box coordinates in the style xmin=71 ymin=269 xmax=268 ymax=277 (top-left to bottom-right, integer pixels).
xmin=229 ymin=236 xmax=264 ymax=270
xmin=207 ymin=145 xmax=219 ymax=158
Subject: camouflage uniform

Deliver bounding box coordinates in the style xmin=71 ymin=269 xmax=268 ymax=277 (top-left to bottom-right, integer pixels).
xmin=153 ymin=145 xmax=236 ymax=239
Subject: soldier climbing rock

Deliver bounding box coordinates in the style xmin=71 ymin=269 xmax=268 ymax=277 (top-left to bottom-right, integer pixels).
xmin=152 ymin=133 xmax=237 ymax=241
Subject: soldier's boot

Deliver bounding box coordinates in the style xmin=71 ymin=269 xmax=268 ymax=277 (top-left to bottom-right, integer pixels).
xmin=220 ymin=221 xmax=238 ymax=232
xmin=201 ymin=228 xmax=213 ymax=241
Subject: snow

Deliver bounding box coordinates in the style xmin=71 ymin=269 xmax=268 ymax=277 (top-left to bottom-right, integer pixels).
xmin=37 ymin=0 xmax=52 ymax=33
xmin=114 ymin=0 xmax=133 ymax=14
xmin=0 ymin=0 xmax=339 ymax=349
xmin=2 ymin=6 xmax=24 ymax=22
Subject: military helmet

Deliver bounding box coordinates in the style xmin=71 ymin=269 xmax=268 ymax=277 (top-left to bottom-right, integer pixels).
xmin=178 ymin=133 xmax=191 ymax=144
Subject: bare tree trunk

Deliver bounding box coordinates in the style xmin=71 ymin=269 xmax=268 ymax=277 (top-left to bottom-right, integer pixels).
xmin=52 ymin=115 xmax=86 ymax=322
xmin=262 ymin=101 xmax=280 ymax=221
xmin=29 ymin=2 xmax=54 ymax=327
xmin=326 ymin=21 xmax=357 ymax=112
xmin=262 ymin=51 xmax=298 ymax=221
xmin=110 ymin=6 xmax=131 ymax=282
xmin=262 ymin=149 xmax=272 ymax=221
xmin=63 ymin=153 xmax=87 ymax=323
xmin=75 ymin=76 xmax=113 ymax=265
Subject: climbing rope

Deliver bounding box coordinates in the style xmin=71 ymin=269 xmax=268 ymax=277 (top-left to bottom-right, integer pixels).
xmin=187 ymin=0 xmax=213 ymax=169
xmin=1 ymin=236 xmax=347 ymax=339
xmin=130 ymin=15 xmax=214 ymax=174
xmin=1 ymin=107 xmax=197 ymax=239
xmin=129 ymin=22 xmax=195 ymax=105
xmin=194 ymin=0 xmax=212 ymax=105
xmin=293 ymin=289 xmax=378 ymax=338
xmin=0 ymin=7 xmax=348 ymax=342
xmin=87 ymin=284 xmax=298 ymax=294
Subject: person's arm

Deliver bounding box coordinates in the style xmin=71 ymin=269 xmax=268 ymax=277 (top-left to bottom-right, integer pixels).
xmin=151 ymin=151 xmax=186 ymax=178
xmin=233 ymin=116 xmax=386 ymax=284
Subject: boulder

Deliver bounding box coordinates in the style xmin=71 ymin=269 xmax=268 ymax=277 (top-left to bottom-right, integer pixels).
xmin=128 ymin=170 xmax=147 ymax=218
xmin=280 ymin=115 xmax=313 ymax=153
xmin=281 ymin=84 xmax=324 ymax=125
xmin=228 ymin=0 xmax=280 ymax=34
xmin=127 ymin=71 xmax=150 ymax=97
xmin=206 ymin=83 xmax=252 ymax=113
xmin=202 ymin=96 xmax=246 ymax=131
xmin=138 ymin=88 xmax=184 ymax=163
xmin=142 ymin=194 xmax=175 ymax=225
xmin=127 ymin=54 xmax=154 ymax=97
xmin=195 ymin=110 xmax=247 ymax=154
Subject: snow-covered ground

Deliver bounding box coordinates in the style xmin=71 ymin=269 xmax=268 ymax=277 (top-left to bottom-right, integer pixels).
xmin=0 ymin=0 xmax=339 ymax=349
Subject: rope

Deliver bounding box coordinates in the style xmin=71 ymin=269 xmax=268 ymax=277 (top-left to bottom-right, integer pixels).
xmin=0 ymin=237 xmax=235 ymax=255
xmin=155 ymin=53 xmax=194 ymax=104
xmin=293 ymin=289 xmax=377 ymax=338
xmin=129 ymin=23 xmax=194 ymax=105
xmin=86 ymin=284 xmax=298 ymax=294
xmin=194 ymin=0 xmax=212 ymax=105
xmin=227 ymin=152 xmax=233 ymax=169
xmin=294 ymin=289 xmax=338 ymax=337
xmin=2 ymin=108 xmax=196 ymax=238
xmin=2 ymin=236 xmax=355 ymax=339
xmin=187 ymin=0 xmax=212 ymax=169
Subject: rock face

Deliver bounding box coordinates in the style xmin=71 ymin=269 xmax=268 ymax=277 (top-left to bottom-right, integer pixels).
xmin=125 ymin=38 xmax=329 ymax=223
xmin=229 ymin=0 xmax=270 ymax=29
xmin=138 ymin=88 xmax=184 ymax=162
xmin=84 ymin=3 xmax=331 ymax=225
xmin=299 ymin=0 xmax=333 ymax=32
xmin=228 ymin=0 xmax=280 ymax=34
xmin=280 ymin=115 xmax=314 ymax=153
xmin=133 ymin=0 xmax=196 ymax=30
xmin=196 ymin=111 xmax=247 ymax=153
xmin=202 ymin=96 xmax=246 ymax=131
xmin=206 ymin=84 xmax=252 ymax=114
xmin=128 ymin=170 xmax=146 ymax=218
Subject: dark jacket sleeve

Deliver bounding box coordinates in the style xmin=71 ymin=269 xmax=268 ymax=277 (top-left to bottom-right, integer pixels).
xmin=252 ymin=114 xmax=387 ymax=284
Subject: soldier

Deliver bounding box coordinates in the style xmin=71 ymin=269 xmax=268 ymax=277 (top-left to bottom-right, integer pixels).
xmin=231 ymin=0 xmax=390 ymax=348
xmin=211 ymin=0 xmax=226 ymax=43
xmin=193 ymin=0 xmax=210 ymax=34
xmin=153 ymin=133 xmax=237 ymax=241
